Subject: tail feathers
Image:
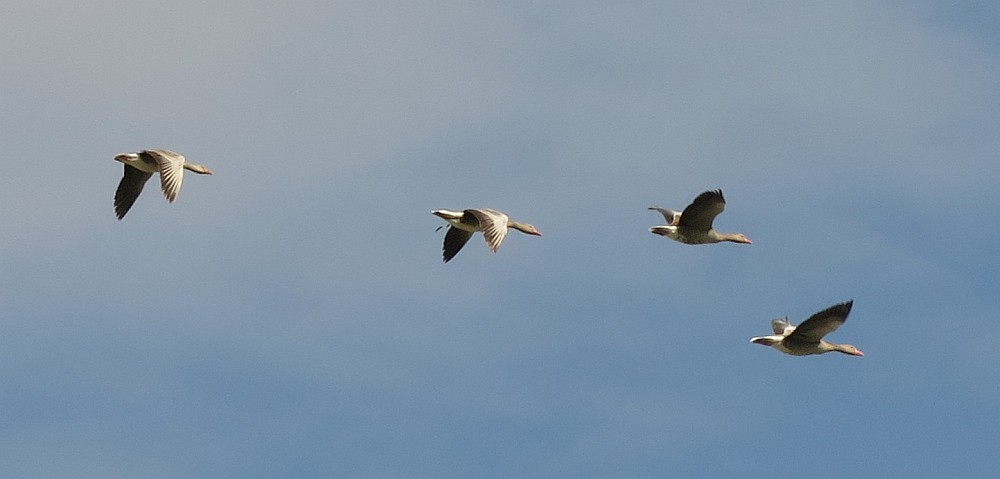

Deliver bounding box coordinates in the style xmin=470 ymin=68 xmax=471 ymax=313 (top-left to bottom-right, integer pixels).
xmin=750 ymin=336 xmax=780 ymax=346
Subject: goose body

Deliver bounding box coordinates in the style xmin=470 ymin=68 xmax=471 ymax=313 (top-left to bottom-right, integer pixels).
xmin=649 ymin=189 xmax=750 ymax=245
xmin=750 ymin=301 xmax=863 ymax=356
xmin=432 ymin=208 xmax=541 ymax=262
xmin=113 ymin=149 xmax=213 ymax=219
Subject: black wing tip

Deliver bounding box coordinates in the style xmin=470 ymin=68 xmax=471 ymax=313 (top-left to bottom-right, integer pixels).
xmin=442 ymin=245 xmax=458 ymax=262
xmin=688 ymin=189 xmax=725 ymax=205
xmin=441 ymin=226 xmax=471 ymax=263
xmin=826 ymin=300 xmax=854 ymax=318
xmin=113 ymin=197 xmax=132 ymax=220
xmin=701 ymin=188 xmax=724 ymax=199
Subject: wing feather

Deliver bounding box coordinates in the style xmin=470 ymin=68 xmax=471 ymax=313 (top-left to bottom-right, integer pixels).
xmin=467 ymin=209 xmax=509 ymax=253
xmin=114 ymin=165 xmax=153 ymax=219
xmin=649 ymin=207 xmax=681 ymax=225
xmin=785 ymin=301 xmax=853 ymax=344
xmin=442 ymin=226 xmax=474 ymax=262
xmin=677 ymin=189 xmax=726 ymax=230
xmin=770 ymin=318 xmax=794 ymax=335
xmin=142 ymin=150 xmax=186 ymax=202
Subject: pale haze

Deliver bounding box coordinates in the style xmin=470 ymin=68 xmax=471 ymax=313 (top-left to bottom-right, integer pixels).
xmin=1 ymin=2 xmax=998 ymax=477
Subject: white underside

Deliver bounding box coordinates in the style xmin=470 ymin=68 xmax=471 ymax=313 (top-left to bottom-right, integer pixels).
xmin=649 ymin=225 xmax=715 ymax=245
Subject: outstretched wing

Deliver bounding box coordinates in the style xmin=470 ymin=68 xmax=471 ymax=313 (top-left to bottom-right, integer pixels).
xmin=770 ymin=317 xmax=794 ymax=335
xmin=442 ymin=226 xmax=474 ymax=263
xmin=114 ymin=164 xmax=154 ymax=219
xmin=786 ymin=301 xmax=854 ymax=344
xmin=678 ymin=189 xmax=726 ymax=230
xmin=466 ymin=209 xmax=509 ymax=253
xmin=649 ymin=207 xmax=681 ymax=226
xmin=142 ymin=149 xmax=186 ymax=202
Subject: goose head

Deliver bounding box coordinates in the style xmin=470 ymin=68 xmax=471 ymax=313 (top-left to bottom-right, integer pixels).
xmin=185 ymin=163 xmax=214 ymax=175
xmin=726 ymin=233 xmax=752 ymax=244
xmin=511 ymin=222 xmax=542 ymax=236
xmin=833 ymin=344 xmax=864 ymax=356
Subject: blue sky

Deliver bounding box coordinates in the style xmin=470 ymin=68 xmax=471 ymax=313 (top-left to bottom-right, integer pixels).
xmin=1 ymin=1 xmax=998 ymax=477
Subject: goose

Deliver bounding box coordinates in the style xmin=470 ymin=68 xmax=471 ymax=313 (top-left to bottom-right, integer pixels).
xmin=113 ymin=149 xmax=213 ymax=219
xmin=432 ymin=209 xmax=541 ymax=262
xmin=648 ymin=189 xmax=750 ymax=245
xmin=750 ymin=301 xmax=863 ymax=356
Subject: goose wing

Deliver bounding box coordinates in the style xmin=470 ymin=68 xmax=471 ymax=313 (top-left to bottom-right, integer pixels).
xmin=442 ymin=226 xmax=474 ymax=263
xmin=114 ymin=164 xmax=154 ymax=219
xmin=466 ymin=209 xmax=509 ymax=253
xmin=649 ymin=207 xmax=681 ymax=225
xmin=677 ymin=189 xmax=725 ymax=230
xmin=770 ymin=317 xmax=794 ymax=335
xmin=785 ymin=301 xmax=854 ymax=344
xmin=142 ymin=149 xmax=186 ymax=202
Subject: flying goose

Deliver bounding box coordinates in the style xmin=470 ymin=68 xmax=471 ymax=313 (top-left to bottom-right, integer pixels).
xmin=648 ymin=189 xmax=751 ymax=245
xmin=113 ymin=149 xmax=213 ymax=219
xmin=432 ymin=209 xmax=541 ymax=262
xmin=750 ymin=301 xmax=863 ymax=356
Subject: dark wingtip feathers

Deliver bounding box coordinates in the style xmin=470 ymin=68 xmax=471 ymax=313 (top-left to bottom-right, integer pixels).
xmin=834 ymin=300 xmax=854 ymax=316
